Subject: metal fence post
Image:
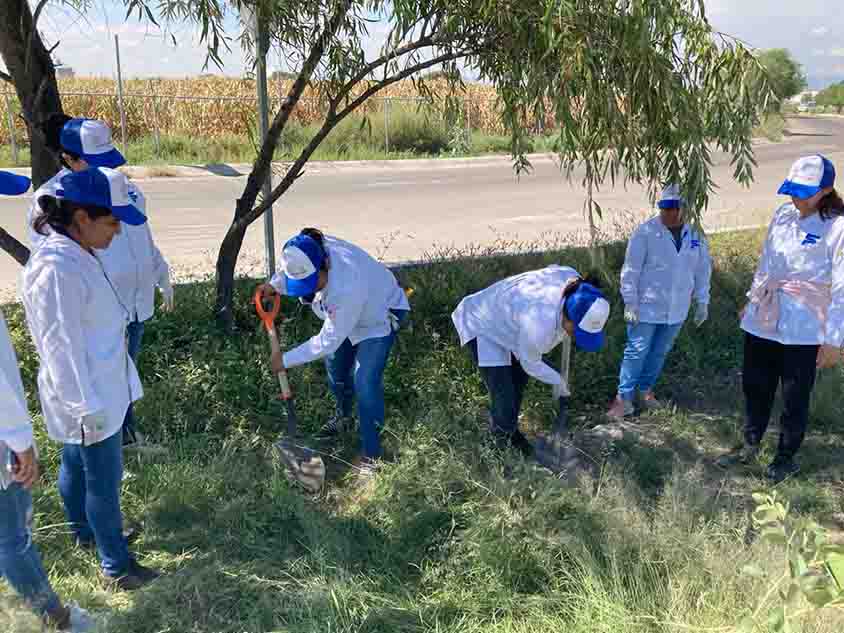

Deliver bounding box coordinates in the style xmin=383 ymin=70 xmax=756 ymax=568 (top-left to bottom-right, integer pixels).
xmin=149 ymin=81 xmax=161 ymax=157
xmin=114 ymin=35 xmax=128 ymax=156
xmin=384 ymin=98 xmax=390 ymax=156
xmin=4 ymin=93 xmax=18 ymax=166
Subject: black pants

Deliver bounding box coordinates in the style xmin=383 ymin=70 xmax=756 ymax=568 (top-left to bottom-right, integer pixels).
xmin=467 ymin=339 xmax=530 ymax=435
xmin=742 ymin=333 xmax=818 ymax=460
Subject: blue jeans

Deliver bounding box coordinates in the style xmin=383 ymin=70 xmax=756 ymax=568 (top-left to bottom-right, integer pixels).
xmin=0 ymin=483 xmax=62 ymax=616
xmin=122 ymin=319 xmax=145 ymax=442
xmin=324 ymin=310 xmax=407 ymax=459
xmin=618 ymin=322 xmax=683 ymax=401
xmin=466 ymin=338 xmax=530 ymax=435
xmin=58 ymin=431 xmax=131 ymax=577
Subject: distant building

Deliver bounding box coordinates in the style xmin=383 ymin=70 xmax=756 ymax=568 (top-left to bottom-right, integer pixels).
xmin=54 ymin=57 xmax=75 ymax=79
xmin=788 ymin=90 xmax=819 ymax=105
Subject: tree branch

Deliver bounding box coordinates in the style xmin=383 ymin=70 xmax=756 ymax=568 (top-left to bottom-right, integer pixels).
xmin=25 ymin=0 xmax=52 ymax=76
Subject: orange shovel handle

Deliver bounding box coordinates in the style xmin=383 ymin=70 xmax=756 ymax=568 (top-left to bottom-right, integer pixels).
xmin=254 ymin=288 xmax=281 ymax=332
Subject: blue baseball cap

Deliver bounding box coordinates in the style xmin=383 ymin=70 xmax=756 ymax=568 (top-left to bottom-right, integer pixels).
xmin=60 ymin=119 xmax=126 ymax=169
xmin=778 ymin=155 xmax=836 ymax=200
xmin=565 ymin=283 xmax=611 ymax=352
xmin=57 ymin=168 xmax=147 ymax=226
xmin=280 ymin=234 xmax=326 ymax=297
xmin=0 ymin=170 xmax=31 ymax=196
xmin=658 ymin=184 xmax=683 ymax=209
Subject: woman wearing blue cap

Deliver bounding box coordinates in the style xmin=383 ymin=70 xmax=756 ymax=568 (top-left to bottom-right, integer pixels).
xmin=20 ymin=167 xmax=161 ymax=590
xmin=0 ymin=171 xmax=94 ymax=631
xmin=718 ymin=155 xmax=844 ymax=482
xmin=31 ymin=114 xmax=173 ymax=452
xmin=607 ymin=184 xmax=712 ymax=420
xmin=451 ymin=267 xmax=611 ymax=455
xmin=258 ymin=229 xmax=410 ymax=477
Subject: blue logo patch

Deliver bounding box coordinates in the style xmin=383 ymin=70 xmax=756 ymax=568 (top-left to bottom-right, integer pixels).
xmin=691 ymin=240 xmax=700 ymax=249
xmin=128 ymin=190 xmax=138 ymax=203
xmin=802 ymin=233 xmax=821 ymax=246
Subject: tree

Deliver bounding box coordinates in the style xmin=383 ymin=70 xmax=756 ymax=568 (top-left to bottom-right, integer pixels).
xmin=817 ymin=82 xmax=844 ymax=114
xmin=120 ymin=0 xmax=770 ymax=327
xmin=0 ymin=0 xmax=66 ymax=265
xmin=757 ymin=48 xmax=807 ymax=104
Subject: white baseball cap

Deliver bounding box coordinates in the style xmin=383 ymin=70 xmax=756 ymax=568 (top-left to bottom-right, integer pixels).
xmin=778 ymin=155 xmax=836 ymax=200
xmin=60 ymin=119 xmax=126 ymax=168
xmin=658 ymin=184 xmax=683 ymax=209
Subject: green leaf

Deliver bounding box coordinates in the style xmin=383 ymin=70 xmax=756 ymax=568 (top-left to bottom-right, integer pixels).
xmin=742 ymin=564 xmax=766 ymax=579
xmin=799 ymin=574 xmax=837 ymax=608
xmin=788 ymin=552 xmax=808 ymax=579
xmin=827 ymin=553 xmax=844 ymax=590
xmin=737 ymin=615 xmax=757 ymax=633
xmin=767 ymin=605 xmax=785 ymax=632
xmin=760 ymin=527 xmax=788 ymax=546
xmin=784 ymin=581 xmax=802 ymax=609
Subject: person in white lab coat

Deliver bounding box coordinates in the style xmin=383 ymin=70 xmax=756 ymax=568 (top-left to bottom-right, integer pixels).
xmin=452 ymin=267 xmax=611 ymax=455
xmin=31 ymin=115 xmax=173 ymax=449
xmin=606 ymin=185 xmax=712 ymax=419
xmin=21 ymin=167 xmax=161 ymax=590
xmin=0 ymin=171 xmax=94 ymax=631
xmin=718 ymin=155 xmax=844 ymax=482
xmin=258 ymin=229 xmax=410 ymax=477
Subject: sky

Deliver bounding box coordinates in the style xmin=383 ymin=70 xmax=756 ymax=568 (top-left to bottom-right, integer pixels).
xmin=7 ymin=0 xmax=844 ymax=89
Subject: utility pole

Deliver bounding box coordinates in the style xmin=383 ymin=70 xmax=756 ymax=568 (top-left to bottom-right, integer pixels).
xmin=255 ymin=6 xmax=276 ymax=277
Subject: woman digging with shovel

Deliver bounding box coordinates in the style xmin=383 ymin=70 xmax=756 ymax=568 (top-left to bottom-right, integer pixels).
xmin=451 ymin=266 xmax=611 ymax=458
xmin=257 ymin=229 xmax=410 ymax=480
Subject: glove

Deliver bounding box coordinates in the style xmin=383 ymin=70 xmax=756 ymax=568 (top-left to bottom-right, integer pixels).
xmin=160 ymin=278 xmax=175 ymax=312
xmin=694 ymin=303 xmax=708 ymax=327
xmin=624 ymin=305 xmax=639 ymax=325
xmin=78 ymin=411 xmax=110 ymax=445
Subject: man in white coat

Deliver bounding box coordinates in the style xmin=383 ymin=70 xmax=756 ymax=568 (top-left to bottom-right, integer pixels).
xmin=0 ymin=171 xmax=94 ymax=631
xmin=607 ymin=184 xmax=712 ymax=419
xmin=30 ymin=115 xmax=172 ymax=450
xmin=452 ymin=267 xmax=611 ymax=455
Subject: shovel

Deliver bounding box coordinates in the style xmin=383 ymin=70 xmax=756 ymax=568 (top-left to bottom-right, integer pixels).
xmin=254 ymin=289 xmax=326 ymax=493
xmin=534 ymin=331 xmax=578 ymax=473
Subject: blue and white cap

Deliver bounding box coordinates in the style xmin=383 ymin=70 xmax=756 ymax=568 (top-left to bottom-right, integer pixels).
xmin=658 ymin=184 xmax=683 ymax=209
xmin=0 ymin=170 xmax=31 ymax=196
xmin=57 ymin=167 xmax=147 ymax=225
xmin=778 ymin=155 xmax=836 ymax=200
xmin=60 ymin=119 xmax=126 ymax=169
xmin=565 ymin=283 xmax=611 ymax=352
xmin=280 ymin=234 xmax=326 ymax=297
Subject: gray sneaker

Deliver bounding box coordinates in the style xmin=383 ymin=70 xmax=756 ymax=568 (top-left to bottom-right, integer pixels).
xmin=317 ymin=414 xmax=355 ymax=439
xmin=716 ymin=444 xmax=760 ymax=468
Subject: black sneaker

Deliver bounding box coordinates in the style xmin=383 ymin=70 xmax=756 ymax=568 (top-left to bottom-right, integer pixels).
xmin=716 ymin=444 xmax=760 ymax=468
xmin=109 ymin=560 xmax=160 ymax=592
xmin=767 ymin=458 xmax=800 ymax=484
xmin=316 ymin=414 xmax=355 ymax=440
xmin=491 ymin=430 xmax=533 ymax=458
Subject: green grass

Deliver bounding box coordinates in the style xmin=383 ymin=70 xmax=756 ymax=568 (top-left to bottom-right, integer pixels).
xmin=753 ymin=113 xmax=787 ymax=142
xmin=2 ymin=229 xmax=844 ymax=632
xmin=0 ymin=108 xmax=546 ymax=169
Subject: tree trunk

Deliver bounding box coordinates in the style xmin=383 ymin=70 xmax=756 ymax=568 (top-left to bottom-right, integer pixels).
xmin=214 ymin=218 xmax=250 ymax=330
xmin=0 ymin=0 xmax=64 ymax=265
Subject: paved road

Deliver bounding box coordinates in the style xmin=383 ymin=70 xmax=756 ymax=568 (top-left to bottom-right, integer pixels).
xmin=1 ymin=115 xmax=843 ymax=292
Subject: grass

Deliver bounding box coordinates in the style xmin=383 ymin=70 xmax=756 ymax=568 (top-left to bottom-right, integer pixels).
xmin=0 ymin=107 xmax=557 ymax=169
xmin=753 ymin=113 xmax=787 ymax=142
xmin=2 ymin=228 xmax=844 ymax=632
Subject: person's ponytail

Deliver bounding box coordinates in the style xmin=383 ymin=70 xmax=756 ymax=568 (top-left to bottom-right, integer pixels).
xmin=819 ymin=188 xmax=844 ymax=220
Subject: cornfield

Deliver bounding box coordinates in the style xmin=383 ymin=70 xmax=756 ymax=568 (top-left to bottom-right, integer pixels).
xmin=0 ymin=76 xmax=548 ymax=144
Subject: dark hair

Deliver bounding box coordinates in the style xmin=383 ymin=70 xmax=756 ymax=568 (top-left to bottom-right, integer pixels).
xmin=300 ymin=227 xmax=329 ymax=270
xmin=819 ymin=188 xmax=844 ymax=221
xmin=33 ymin=196 xmax=111 ymax=237
xmin=39 ymin=113 xmax=79 ymax=169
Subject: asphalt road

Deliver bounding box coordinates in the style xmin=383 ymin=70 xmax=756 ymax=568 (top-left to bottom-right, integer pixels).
xmin=1 ymin=115 xmax=843 ymax=292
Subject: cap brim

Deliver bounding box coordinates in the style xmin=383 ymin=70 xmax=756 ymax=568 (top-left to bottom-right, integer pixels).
xmin=0 ymin=172 xmax=32 ymax=196
xmin=777 ymin=180 xmax=821 ymax=200
xmin=285 ymin=272 xmax=320 ymax=298
xmin=112 ymin=203 xmax=147 ymax=226
xmin=574 ymin=327 xmax=604 ymax=353
xmin=83 ymin=147 xmax=126 ymax=169
xmin=658 ymin=200 xmax=682 ymax=209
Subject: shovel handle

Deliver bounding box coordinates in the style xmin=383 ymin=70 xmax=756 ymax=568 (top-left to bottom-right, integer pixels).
xmin=254 ymin=288 xmax=293 ymax=400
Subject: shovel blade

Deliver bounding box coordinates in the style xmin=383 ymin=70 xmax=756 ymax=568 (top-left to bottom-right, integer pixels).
xmin=533 ymin=432 xmax=579 ymax=474
xmin=274 ymin=439 xmax=326 ymax=493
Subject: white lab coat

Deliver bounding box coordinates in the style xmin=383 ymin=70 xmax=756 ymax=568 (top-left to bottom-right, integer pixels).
xmin=20 ymin=232 xmax=142 ymax=446
xmin=741 ymin=203 xmax=844 ymax=347
xmin=451 ymin=265 xmax=575 ymax=387
xmin=620 ymin=217 xmax=712 ymax=324
xmin=0 ymin=308 xmax=34 ymax=454
xmin=270 ymin=237 xmax=410 ymax=368
xmin=28 ymin=171 xmax=170 ymax=323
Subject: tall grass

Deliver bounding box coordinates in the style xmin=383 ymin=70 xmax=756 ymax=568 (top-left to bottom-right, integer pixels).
xmin=1 ymin=229 xmax=842 ymax=632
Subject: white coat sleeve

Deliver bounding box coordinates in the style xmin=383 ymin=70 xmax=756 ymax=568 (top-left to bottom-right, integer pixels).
xmin=0 ymin=311 xmax=33 ymax=452
xmin=30 ymin=269 xmax=104 ymax=418
xmin=824 ymin=221 xmax=844 ymax=348
xmin=515 ymin=308 xmax=563 ymax=386
xmin=283 ymin=292 xmax=366 ymax=368
xmin=149 ymin=227 xmax=171 ymax=292
xmin=694 ymin=236 xmax=713 ymax=306
xmin=748 ymin=218 xmax=775 ymax=299
xmin=620 ymin=226 xmax=646 ymax=309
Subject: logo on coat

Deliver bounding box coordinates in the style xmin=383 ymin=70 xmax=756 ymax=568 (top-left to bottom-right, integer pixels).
xmin=802 ymin=233 xmax=821 ymax=246
xmin=690 ymin=239 xmax=700 ymax=249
